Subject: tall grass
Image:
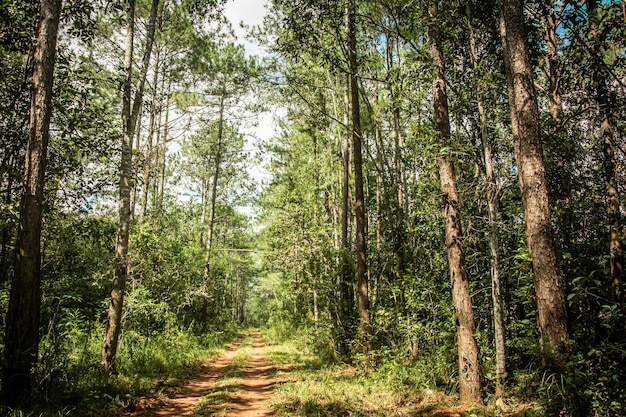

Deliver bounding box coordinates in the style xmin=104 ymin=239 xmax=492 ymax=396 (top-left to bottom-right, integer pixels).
xmin=263 ymin=324 xmax=543 ymax=416
xmin=1 ymin=321 xmax=243 ymax=417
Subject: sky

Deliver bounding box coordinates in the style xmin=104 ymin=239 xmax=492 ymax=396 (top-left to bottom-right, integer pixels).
xmin=223 ymin=0 xmax=269 ymax=57
xmin=223 ymin=0 xmax=277 ymax=209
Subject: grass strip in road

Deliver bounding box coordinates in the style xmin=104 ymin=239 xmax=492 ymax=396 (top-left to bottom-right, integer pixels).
xmin=193 ymin=335 xmax=254 ymax=416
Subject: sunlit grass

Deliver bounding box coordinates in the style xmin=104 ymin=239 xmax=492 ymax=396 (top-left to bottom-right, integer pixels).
xmin=224 ymin=335 xmax=253 ymax=373
xmin=266 ymin=337 xmax=427 ymax=416
xmin=194 ymin=379 xmax=239 ymax=417
xmin=0 ymin=325 xmax=244 ymax=417
xmin=264 ymin=332 xmax=541 ymax=417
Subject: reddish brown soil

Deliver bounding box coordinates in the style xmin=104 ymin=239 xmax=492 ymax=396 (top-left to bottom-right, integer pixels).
xmin=133 ymin=332 xmax=274 ymax=417
xmin=217 ymin=332 xmax=274 ymax=417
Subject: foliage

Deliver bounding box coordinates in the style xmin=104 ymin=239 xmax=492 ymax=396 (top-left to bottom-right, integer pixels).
xmin=0 ymin=0 xmax=625 ymax=414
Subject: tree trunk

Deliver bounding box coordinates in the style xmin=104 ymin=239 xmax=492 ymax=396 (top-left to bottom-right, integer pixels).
xmin=339 ymin=72 xmax=353 ymax=354
xmin=0 ymin=154 xmax=18 ymax=284
xmin=139 ymin=47 xmax=161 ymax=222
xmin=201 ymin=94 xmax=225 ymax=324
xmin=102 ymin=0 xmax=159 ymax=371
xmin=540 ymin=1 xmax=575 ymax=261
xmin=156 ymin=83 xmax=170 ymax=217
xmin=347 ymin=0 xmax=370 ymax=352
xmin=498 ymin=0 xmax=570 ymax=354
xmin=389 ymin=37 xmax=406 ymax=284
xmin=465 ymin=1 xmax=506 ymax=401
xmin=2 ymin=0 xmax=62 ymax=404
xmin=587 ymin=0 xmax=624 ymax=302
xmin=541 ymin=0 xmax=562 ymax=124
xmin=429 ymin=3 xmax=481 ymax=405
xmin=130 ymin=120 xmax=142 ymax=222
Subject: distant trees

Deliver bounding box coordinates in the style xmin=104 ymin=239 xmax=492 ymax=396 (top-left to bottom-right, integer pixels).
xmin=258 ymin=0 xmax=625 ymax=412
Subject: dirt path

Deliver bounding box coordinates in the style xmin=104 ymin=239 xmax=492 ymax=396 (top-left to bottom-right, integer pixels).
xmin=135 ymin=332 xmax=274 ymax=417
xmin=218 ymin=332 xmax=274 ymax=417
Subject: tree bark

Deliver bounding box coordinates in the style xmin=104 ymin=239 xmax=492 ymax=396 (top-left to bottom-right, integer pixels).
xmin=429 ymin=3 xmax=481 ymax=405
xmin=156 ymin=84 xmax=170 ymax=217
xmin=102 ymin=0 xmax=159 ymax=371
xmin=540 ymin=1 xmax=575 ymax=260
xmin=347 ymin=0 xmax=370 ymax=352
xmin=2 ymin=0 xmax=62 ymax=404
xmin=130 ymin=120 xmax=142 ymax=222
xmin=498 ymin=0 xmax=570 ymax=354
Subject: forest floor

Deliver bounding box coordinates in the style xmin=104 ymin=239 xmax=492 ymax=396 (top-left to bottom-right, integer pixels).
xmin=125 ymin=330 xmax=537 ymax=417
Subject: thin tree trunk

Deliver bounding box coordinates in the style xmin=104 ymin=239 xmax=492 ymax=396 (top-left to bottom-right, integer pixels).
xmin=101 ymin=0 xmax=135 ymax=372
xmin=541 ymin=0 xmax=562 ymax=124
xmin=587 ymin=0 xmax=624 ymax=302
xmin=374 ymin=86 xmax=382 ymax=309
xmin=313 ymin=128 xmax=321 ymax=323
xmin=429 ymin=3 xmax=481 ymax=405
xmin=0 ymin=154 xmax=18 ymax=284
xmin=465 ymin=2 xmax=506 ymax=401
xmin=540 ymin=0 xmax=575 ymax=258
xmin=201 ymin=94 xmax=225 ymax=324
xmin=339 ymin=72 xmax=353 ymax=354
xmin=498 ymin=0 xmax=570 ymax=354
xmin=102 ymin=0 xmax=159 ymax=371
xmin=347 ymin=0 xmax=370 ymax=352
xmin=139 ymin=47 xmax=160 ymax=222
xmin=130 ymin=121 xmax=142 ymax=222
xmin=313 ymin=287 xmax=319 ymax=322
xmin=2 ymin=0 xmax=62 ymax=404
xmin=156 ymin=84 xmax=170 ymax=217
xmin=390 ymin=43 xmax=406 ymax=283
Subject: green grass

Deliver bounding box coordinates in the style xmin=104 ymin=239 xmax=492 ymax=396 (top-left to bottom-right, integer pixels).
xmin=268 ymin=341 xmax=430 ymax=417
xmin=0 ymin=324 xmax=244 ymax=417
xmin=264 ymin=331 xmax=542 ymax=417
xmin=224 ymin=335 xmax=253 ymax=372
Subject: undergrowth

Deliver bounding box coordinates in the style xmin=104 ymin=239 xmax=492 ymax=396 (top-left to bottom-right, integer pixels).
xmin=1 ymin=323 xmax=243 ymax=417
xmin=263 ymin=325 xmax=542 ymax=417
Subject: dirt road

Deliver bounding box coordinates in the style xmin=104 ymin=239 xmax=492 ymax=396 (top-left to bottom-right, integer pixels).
xmin=136 ymin=331 xmax=274 ymax=417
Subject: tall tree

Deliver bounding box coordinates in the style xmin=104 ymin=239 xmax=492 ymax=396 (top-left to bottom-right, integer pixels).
xmin=346 ymin=0 xmax=371 ymax=352
xmin=428 ymin=2 xmax=481 ymax=405
xmin=540 ymin=0 xmax=562 ymax=124
xmin=200 ymin=94 xmax=225 ymax=324
xmin=498 ymin=0 xmax=570 ymax=354
xmin=2 ymin=0 xmax=62 ymax=404
xmin=339 ymin=72 xmax=353 ymax=353
xmin=102 ymin=0 xmax=159 ymax=371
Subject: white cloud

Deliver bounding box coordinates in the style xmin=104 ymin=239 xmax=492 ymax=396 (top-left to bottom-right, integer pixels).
xmin=223 ymin=0 xmax=269 ymax=56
